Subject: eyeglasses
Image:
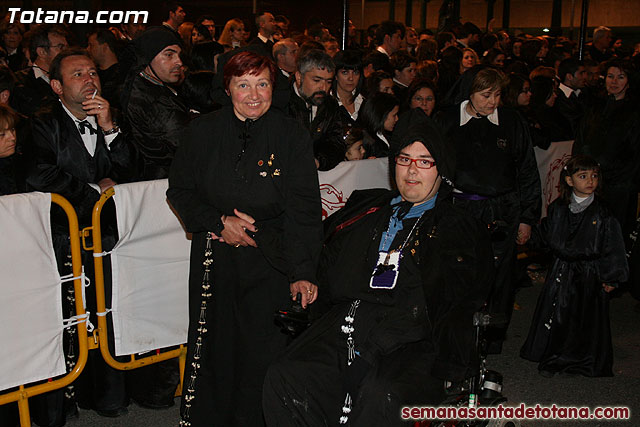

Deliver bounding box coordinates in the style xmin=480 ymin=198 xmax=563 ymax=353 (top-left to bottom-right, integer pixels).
xmin=395 ymin=156 xmax=436 ymax=169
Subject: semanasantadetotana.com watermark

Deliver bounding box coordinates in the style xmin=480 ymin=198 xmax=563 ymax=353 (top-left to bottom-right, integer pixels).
xmin=8 ymin=8 xmax=148 ymax=25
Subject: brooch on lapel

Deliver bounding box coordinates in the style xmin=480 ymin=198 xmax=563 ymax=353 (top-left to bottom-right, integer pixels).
xmin=496 ymin=138 xmax=507 ymax=149
xmin=257 ymin=154 xmax=281 ymax=178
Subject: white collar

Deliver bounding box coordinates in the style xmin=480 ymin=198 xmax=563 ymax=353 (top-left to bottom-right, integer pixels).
xmin=258 ymin=33 xmax=273 ymax=44
xmin=573 ymin=193 xmax=589 ymax=203
xmin=459 ymin=100 xmax=499 ymax=126
xmin=392 ymin=78 xmax=408 ymax=88
xmin=559 ymin=82 xmax=581 ymax=98
xmin=280 ymin=68 xmax=290 ymax=78
xmin=376 ymin=46 xmax=390 ymax=57
xmin=336 ymin=93 xmax=364 ymax=120
xmin=376 ymin=131 xmax=390 ymax=147
xmin=33 ymin=65 xmax=50 ymax=84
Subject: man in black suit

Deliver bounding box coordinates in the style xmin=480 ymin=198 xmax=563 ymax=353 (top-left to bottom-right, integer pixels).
xmin=555 ymin=57 xmax=588 ymax=138
xmin=28 ymin=47 xmax=132 ymax=219
xmin=248 ymin=12 xmax=277 ymax=59
xmin=288 ymin=49 xmax=344 ymax=171
xmin=26 ymin=47 xmax=135 ymax=426
xmin=10 ymin=24 xmax=68 ymax=117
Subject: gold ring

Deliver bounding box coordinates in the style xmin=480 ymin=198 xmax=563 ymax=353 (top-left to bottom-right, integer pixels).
xmin=307 ymin=289 xmax=313 ymax=294
xmin=234 ymin=244 xmax=240 ymax=248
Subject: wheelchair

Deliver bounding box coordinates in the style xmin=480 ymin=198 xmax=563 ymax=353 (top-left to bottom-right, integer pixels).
xmin=416 ymin=312 xmax=520 ymax=427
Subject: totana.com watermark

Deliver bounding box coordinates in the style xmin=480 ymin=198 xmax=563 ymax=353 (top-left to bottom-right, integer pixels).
xmin=7 ymin=8 xmax=148 ymax=25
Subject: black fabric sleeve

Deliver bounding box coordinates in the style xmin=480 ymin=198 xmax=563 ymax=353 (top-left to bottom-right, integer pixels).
xmin=166 ymin=117 xmax=223 ymax=234
xmin=26 ymin=118 xmax=100 ymax=220
xmin=283 ymin=121 xmax=324 ymax=284
xmin=512 ymin=112 xmax=542 ymax=225
xmin=596 ymin=212 xmax=630 ymax=286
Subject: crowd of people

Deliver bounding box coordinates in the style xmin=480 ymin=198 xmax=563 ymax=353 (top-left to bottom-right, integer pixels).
xmin=0 ymin=1 xmax=638 ymax=426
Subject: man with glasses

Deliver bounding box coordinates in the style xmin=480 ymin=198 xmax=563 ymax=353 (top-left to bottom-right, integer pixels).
xmin=11 ymin=24 xmax=68 ymax=116
xmin=263 ymin=109 xmax=494 ymax=426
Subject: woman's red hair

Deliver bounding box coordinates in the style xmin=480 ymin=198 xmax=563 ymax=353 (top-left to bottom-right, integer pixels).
xmin=223 ymin=51 xmax=277 ymax=90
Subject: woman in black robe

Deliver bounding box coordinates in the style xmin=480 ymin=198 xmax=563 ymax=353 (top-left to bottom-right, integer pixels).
xmin=435 ymin=66 xmax=541 ymax=353
xmin=167 ymin=52 xmax=323 ymax=426
xmin=573 ymin=59 xmax=640 ymax=242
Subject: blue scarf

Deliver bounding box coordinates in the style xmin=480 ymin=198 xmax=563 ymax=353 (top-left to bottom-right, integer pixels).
xmin=378 ymin=194 xmax=437 ymax=252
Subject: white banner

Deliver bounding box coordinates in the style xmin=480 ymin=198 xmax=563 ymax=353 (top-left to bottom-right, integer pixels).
xmin=534 ymin=140 xmax=574 ymax=218
xmin=0 ymin=192 xmax=65 ymax=391
xmin=318 ymin=158 xmax=391 ymax=219
xmin=110 ymin=180 xmax=190 ymax=356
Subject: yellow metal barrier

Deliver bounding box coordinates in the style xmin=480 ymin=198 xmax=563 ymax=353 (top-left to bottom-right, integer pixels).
xmin=84 ymin=188 xmax=186 ymax=395
xmin=0 ymin=194 xmax=92 ymax=427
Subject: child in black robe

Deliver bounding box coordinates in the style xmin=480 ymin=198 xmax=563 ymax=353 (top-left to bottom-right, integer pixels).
xmin=520 ymin=155 xmax=628 ymax=377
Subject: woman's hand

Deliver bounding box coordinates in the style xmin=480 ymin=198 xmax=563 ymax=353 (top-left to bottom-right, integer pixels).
xmin=603 ymin=284 xmax=616 ymax=293
xmin=220 ymin=209 xmax=258 ymax=248
xmin=516 ymin=223 xmax=531 ymax=245
xmin=290 ymin=280 xmax=318 ymax=309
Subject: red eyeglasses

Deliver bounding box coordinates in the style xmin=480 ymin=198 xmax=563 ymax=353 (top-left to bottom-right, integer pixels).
xmin=395 ymin=156 xmax=436 ymax=169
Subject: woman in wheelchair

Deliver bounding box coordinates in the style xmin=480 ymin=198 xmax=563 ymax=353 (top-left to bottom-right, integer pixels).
xmin=263 ymin=108 xmax=495 ymax=426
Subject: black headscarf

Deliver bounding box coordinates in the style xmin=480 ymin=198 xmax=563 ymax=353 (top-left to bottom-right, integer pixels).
xmin=389 ymin=108 xmax=455 ymax=195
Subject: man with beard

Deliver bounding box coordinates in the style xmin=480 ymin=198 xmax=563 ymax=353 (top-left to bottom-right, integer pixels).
xmin=26 ymin=47 xmax=136 ymax=425
xmin=122 ymin=26 xmax=190 ymax=180
xmin=288 ymin=49 xmax=344 ymax=171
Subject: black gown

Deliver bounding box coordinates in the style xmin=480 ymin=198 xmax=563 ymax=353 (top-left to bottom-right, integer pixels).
xmin=167 ymin=106 xmax=322 ymax=426
xmin=436 ymin=105 xmax=541 ymax=352
xmin=520 ymin=197 xmax=628 ymax=377
xmin=263 ymin=189 xmax=494 ymax=426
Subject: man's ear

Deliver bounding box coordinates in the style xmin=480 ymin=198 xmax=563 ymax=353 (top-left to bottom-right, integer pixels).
xmin=35 ymin=46 xmax=47 ymax=61
xmin=384 ymin=34 xmax=391 ymax=46
xmin=295 ymin=71 xmax=302 ymax=87
xmin=50 ymin=79 xmax=63 ymax=96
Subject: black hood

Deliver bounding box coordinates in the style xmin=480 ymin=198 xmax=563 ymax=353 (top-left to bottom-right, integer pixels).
xmin=440 ymin=65 xmax=486 ymax=109
xmin=389 ymin=108 xmax=455 ymax=192
xmin=134 ymin=26 xmax=183 ymax=66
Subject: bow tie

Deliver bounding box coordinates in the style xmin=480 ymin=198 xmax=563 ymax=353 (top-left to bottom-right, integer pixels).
xmin=78 ymin=120 xmax=96 ymax=135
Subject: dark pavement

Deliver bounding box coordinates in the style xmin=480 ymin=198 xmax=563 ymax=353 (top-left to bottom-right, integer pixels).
xmin=66 ymin=268 xmax=640 ymax=427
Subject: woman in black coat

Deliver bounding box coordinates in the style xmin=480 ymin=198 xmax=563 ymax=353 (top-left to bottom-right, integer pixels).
xmin=436 ymin=66 xmax=541 ymax=354
xmin=167 ymin=52 xmax=322 ymax=427
xmin=573 ymin=59 xmax=640 ymax=241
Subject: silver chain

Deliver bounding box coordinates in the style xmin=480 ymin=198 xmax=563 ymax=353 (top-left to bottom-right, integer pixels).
xmin=339 ymin=299 xmax=361 ymax=425
xmin=180 ymin=233 xmax=214 ymax=427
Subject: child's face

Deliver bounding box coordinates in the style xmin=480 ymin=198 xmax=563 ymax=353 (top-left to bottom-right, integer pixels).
xmin=565 ymin=169 xmax=599 ymax=198
xmin=345 ymin=140 xmax=365 ymax=161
